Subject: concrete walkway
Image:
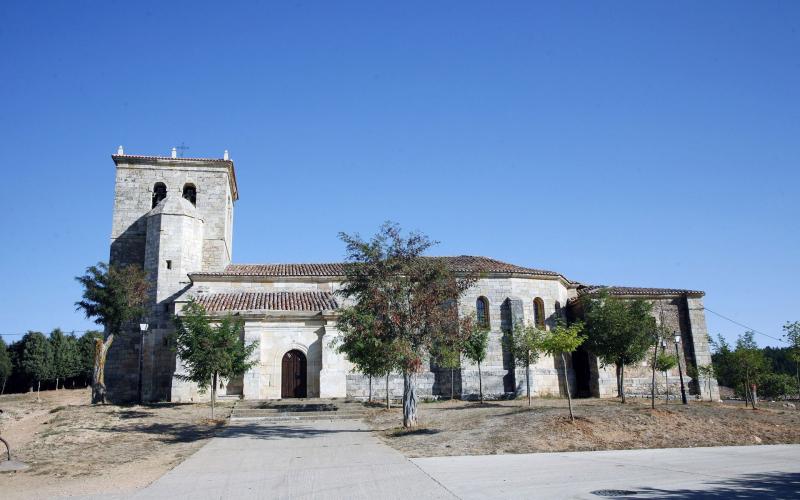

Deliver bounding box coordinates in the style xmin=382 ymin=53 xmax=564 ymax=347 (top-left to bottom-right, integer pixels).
xmin=413 ymin=444 xmax=800 ymax=499
xmin=131 ymin=420 xmax=455 ymax=500
xmin=132 ymin=419 xmax=800 ymax=499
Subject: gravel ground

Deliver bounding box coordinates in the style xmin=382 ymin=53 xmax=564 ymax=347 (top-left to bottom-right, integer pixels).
xmin=0 ymin=388 xmax=233 ymax=499
xmin=366 ymin=397 xmax=800 ymax=458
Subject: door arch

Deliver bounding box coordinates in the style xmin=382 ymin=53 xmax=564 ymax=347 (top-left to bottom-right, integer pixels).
xmin=281 ymin=349 xmax=307 ymax=398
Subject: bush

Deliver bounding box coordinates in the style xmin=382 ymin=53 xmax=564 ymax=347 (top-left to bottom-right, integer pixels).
xmin=758 ymin=373 xmax=796 ymax=399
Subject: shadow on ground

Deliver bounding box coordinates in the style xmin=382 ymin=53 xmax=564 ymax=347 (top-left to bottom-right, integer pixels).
xmin=616 ymin=471 xmax=800 ymax=499
xmin=100 ymin=422 xmax=373 ymax=443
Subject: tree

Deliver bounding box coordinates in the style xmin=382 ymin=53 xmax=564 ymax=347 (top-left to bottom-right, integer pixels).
xmin=0 ymin=338 xmax=11 ymax=395
xmin=759 ymin=372 xmax=795 ymax=400
xmin=507 ymin=323 xmax=546 ymax=406
xmin=75 ymin=262 xmax=148 ymax=404
xmin=173 ymin=300 xmax=259 ymax=418
xmin=433 ymin=342 xmax=462 ymax=401
xmin=654 ymin=352 xmax=677 ymax=404
xmin=20 ymin=331 xmax=53 ymax=400
xmin=49 ymin=329 xmax=79 ymax=389
xmin=336 ymin=306 xmax=400 ymax=407
xmin=697 ymin=364 xmax=717 ymax=402
xmin=734 ymin=331 xmax=768 ymax=409
xmin=77 ymin=331 xmax=104 ymax=386
xmin=541 ymin=321 xmax=586 ymax=422
xmin=336 ymin=222 xmax=476 ymax=428
xmin=582 ymin=293 xmax=656 ymax=403
xmin=784 ymin=321 xmax=800 ymax=401
xmin=463 ymin=324 xmax=490 ymax=404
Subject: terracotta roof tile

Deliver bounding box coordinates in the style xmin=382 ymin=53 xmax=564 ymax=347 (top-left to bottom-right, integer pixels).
xmin=570 ymin=285 xmax=704 ymax=303
xmin=194 ymin=291 xmax=338 ymax=312
xmin=193 ymin=256 xmax=560 ymax=278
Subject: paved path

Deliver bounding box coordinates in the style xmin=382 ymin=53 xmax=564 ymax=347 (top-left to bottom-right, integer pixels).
xmin=132 ymin=419 xmax=800 ymax=499
xmin=413 ymin=444 xmax=800 ymax=499
xmin=131 ymin=420 xmax=455 ymax=500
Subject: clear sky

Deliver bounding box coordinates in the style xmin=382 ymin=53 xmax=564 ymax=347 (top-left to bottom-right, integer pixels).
xmin=0 ymin=1 xmax=797 ymax=347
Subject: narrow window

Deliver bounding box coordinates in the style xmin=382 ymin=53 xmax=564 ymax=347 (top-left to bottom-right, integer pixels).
xmin=476 ymin=296 xmax=490 ymax=329
xmin=533 ymin=298 xmax=545 ymax=329
xmin=152 ymin=182 xmax=167 ymax=208
xmin=555 ymin=301 xmax=562 ymax=319
xmin=166 ymin=260 xmax=172 ymax=270
xmin=182 ymin=183 xmax=197 ymax=206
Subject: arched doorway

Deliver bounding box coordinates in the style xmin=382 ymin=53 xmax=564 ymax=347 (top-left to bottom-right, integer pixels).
xmin=281 ymin=350 xmax=307 ymax=398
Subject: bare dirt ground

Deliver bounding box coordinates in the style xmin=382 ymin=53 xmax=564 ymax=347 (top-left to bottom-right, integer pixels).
xmin=366 ymin=397 xmax=800 ymax=458
xmin=0 ymin=388 xmax=233 ymax=499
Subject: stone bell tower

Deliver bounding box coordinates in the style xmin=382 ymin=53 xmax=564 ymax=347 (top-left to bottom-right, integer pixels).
xmin=106 ymin=147 xmax=238 ymax=402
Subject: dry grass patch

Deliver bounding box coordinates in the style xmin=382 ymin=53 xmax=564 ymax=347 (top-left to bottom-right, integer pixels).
xmin=366 ymin=397 xmax=800 ymax=458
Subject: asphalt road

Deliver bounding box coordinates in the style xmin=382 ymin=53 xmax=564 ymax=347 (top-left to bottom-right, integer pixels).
xmin=127 ymin=420 xmax=800 ymax=499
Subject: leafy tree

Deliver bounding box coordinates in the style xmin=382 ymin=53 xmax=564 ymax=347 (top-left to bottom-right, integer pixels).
xmin=654 ymin=352 xmax=677 ymax=404
xmin=697 ymin=363 xmax=717 ymax=402
xmin=173 ymin=300 xmax=259 ymax=418
xmin=20 ymin=331 xmax=53 ymax=400
xmin=710 ymin=335 xmax=737 ymax=388
xmin=336 ymin=222 xmax=476 ymax=428
xmin=75 ymin=262 xmax=148 ymax=403
xmin=507 ymin=323 xmax=546 ymax=406
xmin=734 ymin=331 xmax=768 ymax=409
xmin=463 ymin=323 xmax=490 ymax=404
xmin=541 ymin=321 xmax=586 ymax=422
xmin=582 ymin=293 xmax=656 ymax=403
xmin=336 ymin=306 xmax=400 ymax=407
xmin=77 ymin=331 xmax=104 ymax=386
xmin=783 ymin=321 xmax=800 ymax=400
xmin=758 ymin=372 xmax=795 ymax=400
xmin=432 ymin=342 xmax=461 ymax=401
xmin=49 ymin=329 xmax=80 ymax=389
xmin=0 ymin=337 xmax=11 ymax=395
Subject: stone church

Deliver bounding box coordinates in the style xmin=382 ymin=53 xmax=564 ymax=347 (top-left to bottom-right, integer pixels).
xmin=105 ymin=150 xmax=720 ymax=403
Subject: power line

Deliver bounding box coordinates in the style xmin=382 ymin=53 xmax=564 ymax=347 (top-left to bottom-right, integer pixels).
xmin=703 ymin=307 xmax=787 ymax=344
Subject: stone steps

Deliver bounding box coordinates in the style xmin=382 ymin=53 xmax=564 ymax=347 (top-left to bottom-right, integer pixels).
xmin=229 ymin=399 xmax=369 ymax=422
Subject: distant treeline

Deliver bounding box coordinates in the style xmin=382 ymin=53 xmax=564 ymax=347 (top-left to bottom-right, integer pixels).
xmin=0 ymin=329 xmax=103 ymax=395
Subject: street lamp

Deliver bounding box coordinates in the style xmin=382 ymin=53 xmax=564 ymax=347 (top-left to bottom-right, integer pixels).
xmin=137 ymin=322 xmax=149 ymax=404
xmin=673 ymin=333 xmax=688 ymax=405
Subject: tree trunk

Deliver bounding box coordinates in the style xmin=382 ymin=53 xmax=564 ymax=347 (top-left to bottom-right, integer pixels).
xmin=526 ymin=351 xmax=531 ymax=407
xmin=1 ymin=378 xmax=5 ymax=395
xmin=751 ymin=382 xmax=758 ymax=409
xmin=743 ymin=382 xmax=749 ymax=407
xmin=37 ymin=380 xmax=41 ymax=402
xmin=796 ymin=362 xmax=799 ymax=405
xmin=402 ymin=371 xmax=417 ymax=428
xmin=478 ymin=360 xmax=484 ymax=404
xmin=562 ymin=352 xmax=574 ymax=423
xmin=211 ymin=372 xmax=217 ymax=419
xmin=386 ymin=373 xmax=390 ymax=410
xmin=651 ymin=343 xmax=658 ymax=409
xmin=55 ymin=377 xmax=59 ymax=391
xmin=368 ymin=375 xmax=372 ymax=403
xmin=450 ymin=367 xmax=454 ymax=401
xmin=91 ymin=334 xmax=114 ymax=404
xmin=665 ymin=371 xmax=669 ymax=404
xmin=619 ymin=363 xmax=626 ymax=404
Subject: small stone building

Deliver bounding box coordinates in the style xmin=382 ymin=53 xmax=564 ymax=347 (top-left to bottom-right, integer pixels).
xmin=105 ymin=150 xmax=720 ymax=403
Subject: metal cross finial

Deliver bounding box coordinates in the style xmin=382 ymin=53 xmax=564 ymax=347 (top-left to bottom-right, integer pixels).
xmin=176 ymin=142 xmax=190 ymax=158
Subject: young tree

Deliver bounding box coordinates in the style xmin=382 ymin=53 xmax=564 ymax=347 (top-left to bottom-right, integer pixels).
xmin=433 ymin=343 xmax=461 ymax=401
xmin=20 ymin=331 xmax=53 ymax=400
xmin=77 ymin=331 xmax=104 ymax=386
xmin=697 ymin=364 xmax=717 ymax=402
xmin=783 ymin=321 xmax=800 ymax=401
xmin=582 ymin=293 xmax=656 ymax=403
xmin=654 ymin=352 xmax=677 ymax=404
xmin=336 ymin=306 xmax=399 ymax=407
xmin=508 ymin=323 xmax=546 ymax=406
xmin=0 ymin=338 xmax=11 ymax=395
xmin=75 ymin=262 xmax=148 ymax=404
xmin=541 ymin=321 xmax=586 ymax=422
xmin=463 ymin=324 xmax=490 ymax=404
xmin=734 ymin=331 xmax=767 ymax=409
xmin=336 ymin=222 xmax=476 ymax=428
xmin=173 ymin=300 xmax=259 ymax=418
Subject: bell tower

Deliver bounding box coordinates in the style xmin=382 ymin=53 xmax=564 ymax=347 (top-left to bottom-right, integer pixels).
xmin=106 ymin=147 xmax=238 ymax=402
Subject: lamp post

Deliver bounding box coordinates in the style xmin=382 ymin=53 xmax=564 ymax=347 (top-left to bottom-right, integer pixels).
xmin=674 ymin=333 xmax=688 ymax=405
xmin=137 ymin=322 xmax=149 ymax=404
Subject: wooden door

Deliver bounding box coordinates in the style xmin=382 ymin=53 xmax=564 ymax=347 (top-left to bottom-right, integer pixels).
xmin=281 ymin=350 xmax=307 ymax=398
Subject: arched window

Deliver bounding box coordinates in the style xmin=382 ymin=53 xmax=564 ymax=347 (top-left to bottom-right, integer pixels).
xmin=152 ymin=182 xmax=167 ymax=208
xmin=476 ymin=296 xmax=490 ymax=329
xmin=533 ymin=298 xmax=545 ymax=329
xmin=182 ymin=183 xmax=197 ymax=206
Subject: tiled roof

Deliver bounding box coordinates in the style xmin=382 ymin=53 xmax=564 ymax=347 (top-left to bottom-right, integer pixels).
xmin=573 ymin=285 xmax=704 ymax=301
xmin=194 ymin=291 xmax=338 ymax=312
xmin=192 ymin=256 xmax=560 ymax=278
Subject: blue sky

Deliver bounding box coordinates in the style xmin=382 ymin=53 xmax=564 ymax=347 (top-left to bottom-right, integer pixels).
xmin=0 ymin=1 xmax=797 ymax=347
